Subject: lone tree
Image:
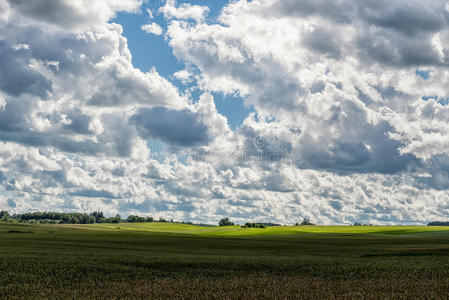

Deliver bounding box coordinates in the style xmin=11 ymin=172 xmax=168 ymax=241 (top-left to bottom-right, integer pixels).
xmin=218 ymin=217 xmax=234 ymax=226
xmin=300 ymin=217 xmax=315 ymax=226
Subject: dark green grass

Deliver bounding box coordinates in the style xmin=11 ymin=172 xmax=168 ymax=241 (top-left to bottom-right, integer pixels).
xmin=1 ymin=223 xmax=449 ymax=299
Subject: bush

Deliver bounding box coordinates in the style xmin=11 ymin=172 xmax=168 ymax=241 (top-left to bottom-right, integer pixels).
xmin=218 ymin=218 xmax=234 ymax=226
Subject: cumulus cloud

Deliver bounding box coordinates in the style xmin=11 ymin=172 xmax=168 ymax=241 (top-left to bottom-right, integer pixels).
xmin=141 ymin=22 xmax=163 ymax=35
xmin=2 ymin=0 xmax=449 ymax=225
xmin=173 ymin=69 xmax=192 ymax=84
xmin=159 ymin=0 xmax=210 ymax=22
xmin=0 ymin=40 xmax=52 ymax=98
xmin=0 ymin=0 xmax=188 ymax=158
xmin=164 ymin=0 xmax=449 ymax=175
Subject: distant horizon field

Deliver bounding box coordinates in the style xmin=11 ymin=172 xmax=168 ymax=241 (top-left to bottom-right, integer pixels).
xmin=65 ymin=222 xmax=449 ymax=236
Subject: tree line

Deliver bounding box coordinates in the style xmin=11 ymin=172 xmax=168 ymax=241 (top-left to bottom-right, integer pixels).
xmin=218 ymin=217 xmax=314 ymax=228
xmin=0 ymin=212 xmax=310 ymax=227
xmin=3 ymin=211 xmax=447 ymax=227
xmin=0 ymin=211 xmax=170 ymax=224
xmin=427 ymin=221 xmax=449 ymax=226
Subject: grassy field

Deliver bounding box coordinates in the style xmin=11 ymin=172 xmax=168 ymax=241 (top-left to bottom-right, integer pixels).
xmin=1 ymin=223 xmax=449 ymax=299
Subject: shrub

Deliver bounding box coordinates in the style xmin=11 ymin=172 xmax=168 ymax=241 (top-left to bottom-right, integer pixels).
xmin=218 ymin=218 xmax=234 ymax=226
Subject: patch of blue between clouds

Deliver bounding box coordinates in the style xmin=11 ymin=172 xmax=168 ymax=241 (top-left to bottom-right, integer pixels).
xmin=112 ymin=9 xmax=181 ymax=77
xmin=113 ymin=1 xmax=253 ymax=135
xmin=214 ymin=93 xmax=254 ymax=129
xmin=415 ymin=69 xmax=430 ymax=80
xmin=422 ymin=96 xmax=449 ymax=105
xmin=416 ymin=70 xmax=448 ymax=105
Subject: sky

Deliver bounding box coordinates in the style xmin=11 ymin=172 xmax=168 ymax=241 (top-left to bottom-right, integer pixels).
xmin=0 ymin=0 xmax=449 ymax=225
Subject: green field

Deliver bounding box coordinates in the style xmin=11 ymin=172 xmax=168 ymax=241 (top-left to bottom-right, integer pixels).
xmin=2 ymin=223 xmax=449 ymax=299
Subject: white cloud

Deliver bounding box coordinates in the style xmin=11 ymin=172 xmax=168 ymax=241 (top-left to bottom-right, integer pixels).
xmin=173 ymin=69 xmax=192 ymax=84
xmin=165 ymin=0 xmax=449 ymax=174
xmin=2 ymin=0 xmax=449 ymax=225
xmin=159 ymin=0 xmax=209 ymax=22
xmin=146 ymin=8 xmax=154 ymax=19
xmin=141 ymin=22 xmax=163 ymax=35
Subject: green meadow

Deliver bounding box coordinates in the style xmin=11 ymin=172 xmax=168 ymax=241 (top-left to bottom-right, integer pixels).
xmin=1 ymin=222 xmax=449 ymax=298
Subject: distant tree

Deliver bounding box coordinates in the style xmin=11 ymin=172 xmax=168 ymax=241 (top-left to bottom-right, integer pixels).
xmin=241 ymin=222 xmax=266 ymax=228
xmin=218 ymin=218 xmax=234 ymax=226
xmin=354 ymin=222 xmax=373 ymax=226
xmin=91 ymin=211 xmax=104 ymax=223
xmin=127 ymin=215 xmax=148 ymax=223
xmin=0 ymin=211 xmax=9 ymax=222
xmin=105 ymin=214 xmax=122 ymax=223
xmin=300 ymin=218 xmax=315 ymax=226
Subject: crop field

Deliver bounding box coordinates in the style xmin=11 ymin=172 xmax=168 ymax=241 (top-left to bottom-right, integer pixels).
xmin=1 ymin=223 xmax=449 ymax=299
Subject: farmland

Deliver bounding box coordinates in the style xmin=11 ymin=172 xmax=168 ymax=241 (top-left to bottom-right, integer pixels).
xmin=1 ymin=223 xmax=449 ymax=298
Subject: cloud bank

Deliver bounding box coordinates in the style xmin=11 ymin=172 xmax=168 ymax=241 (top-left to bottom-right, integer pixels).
xmin=0 ymin=0 xmax=448 ymax=225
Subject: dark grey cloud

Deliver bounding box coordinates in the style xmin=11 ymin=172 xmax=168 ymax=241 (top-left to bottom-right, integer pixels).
xmin=238 ymin=126 xmax=293 ymax=166
xmin=63 ymin=110 xmax=93 ymax=135
xmin=7 ymin=198 xmax=16 ymax=208
xmin=355 ymin=32 xmax=442 ymax=67
xmin=40 ymin=170 xmax=68 ymax=187
xmin=0 ymin=97 xmax=31 ymax=132
xmin=131 ymin=107 xmax=211 ymax=147
xmin=272 ymin=0 xmax=448 ymax=34
xmin=360 ymin=1 xmax=447 ymax=36
xmin=298 ymin=109 xmax=420 ymax=174
xmin=7 ymin=0 xmax=84 ymax=28
xmin=69 ymin=189 xmax=119 ymax=199
xmin=417 ymin=155 xmax=449 ymax=190
xmin=270 ymin=0 xmax=355 ymax=23
xmin=271 ymin=0 xmax=449 ymax=67
xmin=0 ymin=130 xmax=104 ymax=155
xmin=0 ymin=171 xmax=6 ymax=182
xmin=5 ymin=0 xmax=138 ymax=30
xmin=0 ymin=40 xmax=52 ymax=98
xmin=303 ymin=27 xmax=341 ymax=59
xmin=238 ymin=107 xmax=419 ymax=175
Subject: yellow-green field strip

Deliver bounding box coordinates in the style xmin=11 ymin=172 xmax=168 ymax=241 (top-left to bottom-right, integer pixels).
xmin=63 ymin=222 xmax=449 ymax=237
